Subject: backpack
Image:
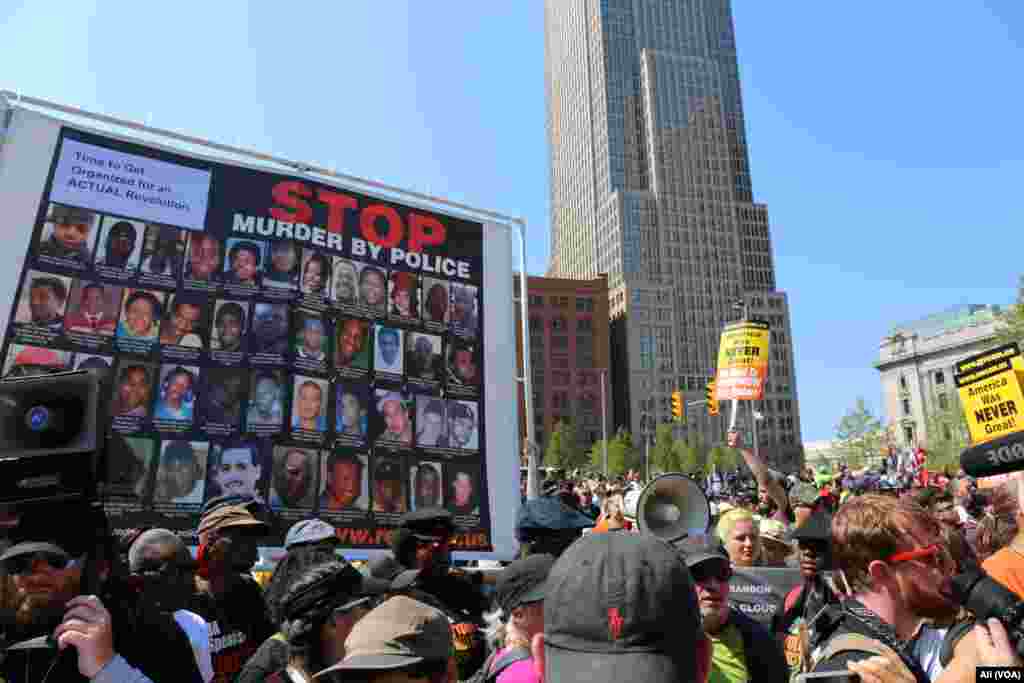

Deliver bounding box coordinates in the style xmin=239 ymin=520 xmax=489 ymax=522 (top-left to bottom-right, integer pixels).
xmin=810 ymin=633 xmax=925 ymax=683
xmin=466 ymin=646 xmax=532 ymax=683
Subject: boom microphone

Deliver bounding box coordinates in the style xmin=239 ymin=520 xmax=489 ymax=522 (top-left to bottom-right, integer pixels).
xmin=959 ymin=431 xmax=1024 ymax=479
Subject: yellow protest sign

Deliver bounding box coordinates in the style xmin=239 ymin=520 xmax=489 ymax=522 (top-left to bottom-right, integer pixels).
xmin=715 ymin=320 xmax=770 ymax=401
xmin=955 ymin=344 xmax=1024 ymax=445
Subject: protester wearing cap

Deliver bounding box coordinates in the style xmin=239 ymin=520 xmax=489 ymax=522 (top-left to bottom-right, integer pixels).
xmin=239 ymin=560 xmax=384 ymax=683
xmin=188 ymin=502 xmax=276 ymax=683
xmin=314 ymin=595 xmax=454 ymax=683
xmin=759 ymin=519 xmax=794 ymax=567
xmin=481 ymin=554 xmax=554 ymax=683
xmin=538 ymin=532 xmax=709 ymax=683
xmin=128 ymin=528 xmax=214 ymax=682
xmin=684 ymin=542 xmax=788 ymax=683
xmin=514 ymin=496 xmax=594 ymax=559
xmin=0 ymin=501 xmax=204 ymax=683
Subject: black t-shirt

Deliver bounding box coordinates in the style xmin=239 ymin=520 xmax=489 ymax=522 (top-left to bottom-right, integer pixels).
xmin=1 ymin=586 xmax=202 ymax=683
xmin=189 ymin=575 xmax=276 ymax=683
xmin=236 ymin=634 xmax=290 ymax=683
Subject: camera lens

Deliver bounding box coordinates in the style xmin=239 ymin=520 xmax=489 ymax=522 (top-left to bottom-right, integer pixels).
xmin=25 ymin=406 xmax=51 ymax=432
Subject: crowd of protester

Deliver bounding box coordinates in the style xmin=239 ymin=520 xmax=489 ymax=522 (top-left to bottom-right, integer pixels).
xmin=1 ymin=433 xmax=1024 ymax=682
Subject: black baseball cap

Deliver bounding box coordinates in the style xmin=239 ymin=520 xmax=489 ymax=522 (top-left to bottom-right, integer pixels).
xmin=399 ymin=507 xmax=455 ymax=540
xmin=788 ymin=508 xmax=833 ymax=543
xmin=544 ymin=533 xmax=701 ymax=683
xmin=495 ymin=553 xmax=554 ymax=615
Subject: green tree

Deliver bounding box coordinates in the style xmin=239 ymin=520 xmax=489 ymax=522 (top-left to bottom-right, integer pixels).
xmin=834 ymin=398 xmax=884 ymax=468
xmin=589 ymin=429 xmax=640 ymax=476
xmin=922 ymin=390 xmax=969 ymax=472
xmin=674 ymin=440 xmax=701 ymax=474
xmin=994 ymin=275 xmax=1024 ymax=347
xmin=650 ymin=424 xmax=680 ymax=474
xmin=545 ymin=419 xmax=587 ymax=471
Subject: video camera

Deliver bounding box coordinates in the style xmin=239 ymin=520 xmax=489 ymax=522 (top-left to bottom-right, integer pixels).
xmin=944 ymin=567 xmax=1024 ymax=660
xmin=0 ymin=369 xmax=105 ymax=508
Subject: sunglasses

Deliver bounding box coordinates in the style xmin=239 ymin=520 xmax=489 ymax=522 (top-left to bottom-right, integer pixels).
xmin=886 ymin=544 xmax=948 ymax=569
xmin=691 ymin=564 xmax=733 ymax=585
xmin=4 ymin=551 xmax=84 ymax=576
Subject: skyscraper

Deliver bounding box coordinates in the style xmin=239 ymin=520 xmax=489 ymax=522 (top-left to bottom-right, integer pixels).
xmin=544 ymin=0 xmax=803 ymax=469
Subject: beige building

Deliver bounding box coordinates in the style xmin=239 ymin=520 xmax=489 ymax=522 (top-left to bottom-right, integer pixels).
xmin=544 ymin=0 xmax=803 ymax=470
xmin=875 ymin=305 xmax=1004 ymax=449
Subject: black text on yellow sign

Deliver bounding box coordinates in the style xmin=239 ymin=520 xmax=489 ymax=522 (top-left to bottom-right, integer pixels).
xmin=955 ymin=344 xmax=1024 ymax=445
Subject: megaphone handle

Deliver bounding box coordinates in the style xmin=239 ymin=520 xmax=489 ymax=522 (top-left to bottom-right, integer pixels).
xmin=727 ymin=399 xmax=740 ymax=432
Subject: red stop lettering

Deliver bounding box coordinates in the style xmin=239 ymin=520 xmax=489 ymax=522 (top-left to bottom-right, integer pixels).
xmin=360 ymin=204 xmax=403 ymax=248
xmin=317 ymin=189 xmax=357 ymax=234
xmin=408 ymin=213 xmax=447 ymax=252
xmin=269 ymin=181 xmax=313 ymax=224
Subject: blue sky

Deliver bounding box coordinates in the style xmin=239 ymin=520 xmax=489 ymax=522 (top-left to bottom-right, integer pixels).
xmin=1 ymin=2 xmax=1021 ymax=442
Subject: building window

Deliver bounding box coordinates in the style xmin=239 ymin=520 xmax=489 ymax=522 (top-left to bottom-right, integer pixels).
xmin=552 ymin=317 xmax=567 ymax=331
xmin=899 ymin=375 xmax=908 ymax=391
xmin=529 ymin=295 xmax=544 ymax=307
xmin=576 ymin=297 xmax=593 ymax=312
xmin=934 ymin=370 xmax=945 ymax=385
xmin=902 ymin=399 xmax=911 ymax=416
xmin=577 ymin=318 xmax=593 ymax=332
xmin=529 ymin=317 xmax=542 ymax=332
xmin=903 ymin=424 xmax=915 ymax=445
xmin=937 ymin=393 xmax=948 ymax=411
xmin=942 ymin=424 xmax=952 ymax=441
xmin=551 ymin=336 xmax=569 ymax=350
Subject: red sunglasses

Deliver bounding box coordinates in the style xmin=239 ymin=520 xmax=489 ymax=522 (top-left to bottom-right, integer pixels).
xmin=886 ymin=544 xmax=943 ymax=566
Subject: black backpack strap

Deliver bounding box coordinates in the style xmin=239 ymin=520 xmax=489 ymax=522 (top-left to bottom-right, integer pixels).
xmin=488 ymin=646 xmax=533 ymax=680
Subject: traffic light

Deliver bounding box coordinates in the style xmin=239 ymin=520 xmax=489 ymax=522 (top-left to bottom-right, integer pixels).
xmin=706 ymin=380 xmax=719 ymax=416
xmin=671 ymin=390 xmax=683 ymax=422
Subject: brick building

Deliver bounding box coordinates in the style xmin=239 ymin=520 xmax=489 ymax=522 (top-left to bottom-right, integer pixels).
xmin=514 ymin=274 xmax=612 ymax=458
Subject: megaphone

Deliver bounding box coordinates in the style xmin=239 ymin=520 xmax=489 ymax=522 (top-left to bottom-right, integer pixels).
xmin=628 ymin=473 xmax=710 ymax=544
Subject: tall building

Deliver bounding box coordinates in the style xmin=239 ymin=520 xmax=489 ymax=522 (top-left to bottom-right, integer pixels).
xmin=514 ymin=274 xmax=612 ymax=461
xmin=875 ymin=305 xmax=1004 ymax=449
xmin=543 ymin=0 xmax=802 ymax=469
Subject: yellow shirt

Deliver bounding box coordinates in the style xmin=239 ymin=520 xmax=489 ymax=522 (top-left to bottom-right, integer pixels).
xmin=708 ymin=622 xmax=748 ymax=683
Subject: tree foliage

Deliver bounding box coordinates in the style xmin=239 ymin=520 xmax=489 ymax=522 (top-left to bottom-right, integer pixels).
xmin=994 ymin=276 xmax=1024 ymax=348
xmin=834 ymin=398 xmax=884 ymax=468
xmin=922 ymin=390 xmax=969 ymax=472
xmin=589 ymin=429 xmax=641 ymax=476
xmin=545 ymin=419 xmax=588 ymax=471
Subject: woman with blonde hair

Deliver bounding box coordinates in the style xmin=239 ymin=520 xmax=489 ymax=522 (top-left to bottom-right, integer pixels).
xmin=716 ymin=507 xmax=761 ymax=567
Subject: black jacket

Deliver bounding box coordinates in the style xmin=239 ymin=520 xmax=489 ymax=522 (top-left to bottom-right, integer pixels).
xmin=1 ymin=583 xmax=202 ymax=683
xmin=725 ymin=607 xmax=789 ymax=683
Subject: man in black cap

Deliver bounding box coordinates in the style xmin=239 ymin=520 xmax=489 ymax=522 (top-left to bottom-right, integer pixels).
xmin=776 ymin=508 xmax=839 ymax=676
xmin=684 ymin=543 xmax=788 ymax=683
xmin=373 ymin=459 xmax=406 ymax=513
xmin=0 ymin=501 xmax=203 ymax=682
xmin=538 ymin=533 xmax=709 ymax=683
xmin=39 ymin=205 xmax=95 ymax=260
xmin=514 ymin=496 xmax=594 ymax=559
xmin=188 ymin=500 xmax=276 ymax=683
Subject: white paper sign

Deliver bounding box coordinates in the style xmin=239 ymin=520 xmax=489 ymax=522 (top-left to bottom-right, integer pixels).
xmin=49 ymin=139 xmax=211 ymax=231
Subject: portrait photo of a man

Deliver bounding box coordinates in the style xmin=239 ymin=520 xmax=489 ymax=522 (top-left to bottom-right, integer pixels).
xmin=410 ymin=462 xmax=443 ymax=511
xmin=94 ymin=217 xmax=141 ymax=270
xmin=357 ymin=264 xmax=387 ymax=313
xmin=223 ymin=238 xmax=264 ymax=286
xmin=202 ymin=369 xmax=247 ymax=427
xmin=153 ymin=440 xmax=208 ymax=505
xmin=159 ymin=295 xmax=206 ymax=348
xmin=251 ymin=302 xmax=290 ymax=355
xmin=247 ymin=370 xmax=285 ymax=428
xmin=372 ymin=458 xmax=406 ymax=514
xmin=15 ymin=272 xmax=71 ymax=332
xmin=447 ymin=339 xmax=480 ymax=387
xmin=389 ymin=271 xmax=418 ymax=319
xmin=320 ymin=451 xmax=368 ymax=512
xmin=207 ymin=442 xmax=266 ymax=502
xmin=140 ymin=224 xmax=185 ymax=277
xmin=335 ymin=319 xmax=370 ymax=370
xmin=64 ymin=280 xmax=120 ymax=336
xmin=270 ymin=446 xmax=317 ymax=509
xmin=291 ymin=377 xmax=328 ymax=433
xmin=116 ymin=289 xmax=165 ymax=341
xmin=448 ymin=465 xmax=480 ymax=517
xmin=211 ymin=300 xmax=248 ymax=352
xmin=38 ymin=204 xmax=98 ymax=262
xmin=332 ymin=257 xmax=358 ymax=304
xmin=294 ymin=314 xmax=327 ymax=362
xmin=373 ymin=325 xmax=403 ymax=374
xmin=153 ymin=365 xmax=198 ymax=423
xmin=406 ymin=333 xmax=442 ymax=382
xmin=336 ymin=384 xmax=369 ymax=438
xmin=447 ymin=400 xmax=479 ymax=451
xmin=415 ymin=397 xmax=447 ymax=448
xmin=184 ymin=233 xmax=221 ymax=281
xmin=111 ymin=362 xmax=154 ymax=418
xmin=374 ymin=390 xmax=413 ymax=446
xmin=450 ymin=283 xmax=479 ymax=333
xmin=421 ymin=278 xmax=449 ymax=324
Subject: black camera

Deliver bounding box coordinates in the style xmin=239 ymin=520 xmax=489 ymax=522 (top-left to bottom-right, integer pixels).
xmin=0 ymin=370 xmax=105 ymax=507
xmin=945 ymin=567 xmax=1024 ymax=659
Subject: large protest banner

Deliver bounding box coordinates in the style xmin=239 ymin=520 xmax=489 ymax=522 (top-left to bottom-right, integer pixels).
xmin=0 ymin=112 xmax=520 ymax=558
